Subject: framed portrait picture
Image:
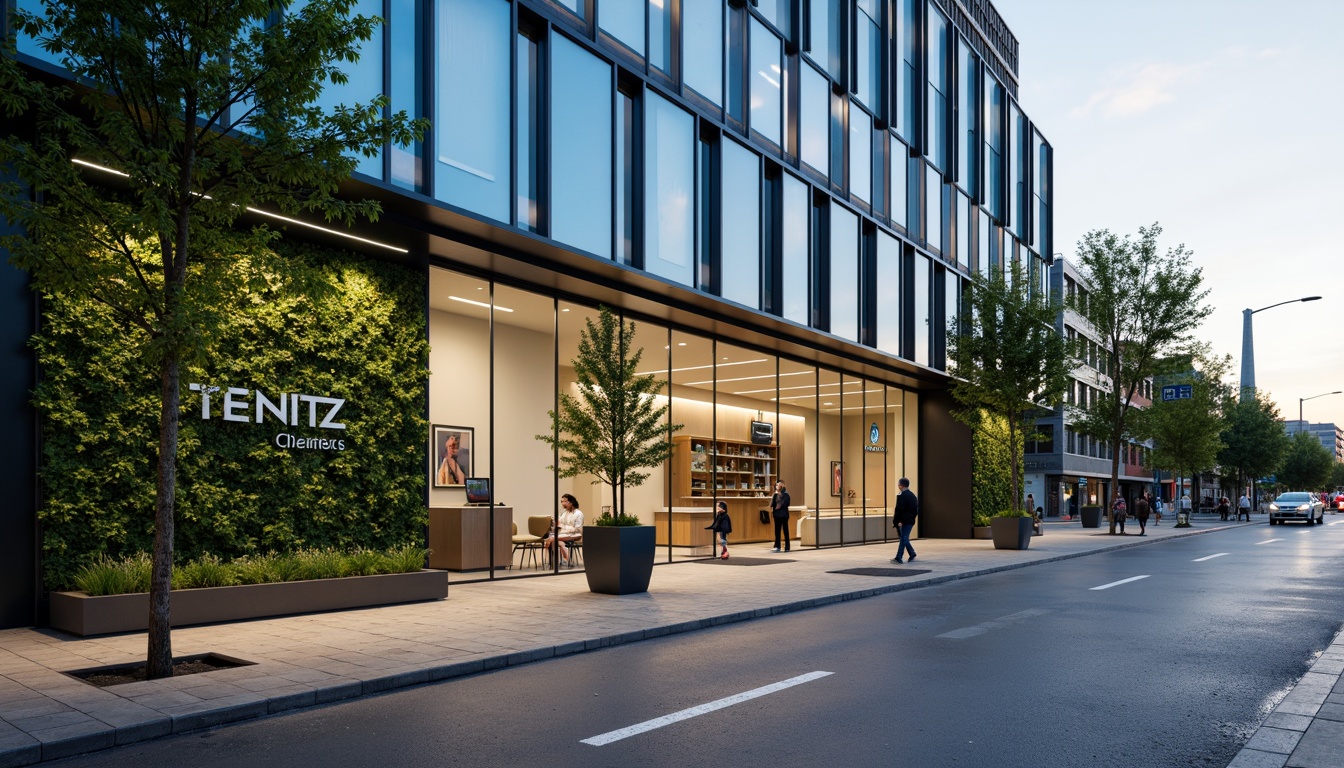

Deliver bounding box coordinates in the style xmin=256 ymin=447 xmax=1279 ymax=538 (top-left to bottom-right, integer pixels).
xmin=432 ymin=425 xmax=473 ymax=487
xmin=830 ymin=461 xmax=843 ymax=497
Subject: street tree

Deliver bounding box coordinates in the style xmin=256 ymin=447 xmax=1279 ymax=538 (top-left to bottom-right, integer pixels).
xmin=1068 ymin=224 xmax=1213 ymax=533
xmin=1277 ymin=431 xmax=1334 ymax=491
xmin=1219 ymin=392 xmax=1290 ymax=503
xmin=948 ymin=260 xmax=1072 ymax=517
xmin=1330 ymin=463 xmax=1344 ymax=491
xmin=0 ymin=0 xmax=423 ymax=678
xmin=1147 ymin=350 xmax=1232 ymax=511
xmin=538 ymin=307 xmax=684 ymax=522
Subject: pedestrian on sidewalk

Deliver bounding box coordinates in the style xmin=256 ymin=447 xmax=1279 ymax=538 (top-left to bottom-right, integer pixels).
xmin=1238 ymin=493 xmax=1252 ymax=521
xmin=770 ymin=481 xmax=792 ymax=553
xmin=1134 ymin=494 xmax=1150 ymax=535
xmin=1113 ymin=494 xmax=1127 ymax=534
xmin=706 ymin=501 xmax=732 ymax=559
xmin=1217 ymin=496 xmax=1230 ymax=521
xmin=1153 ymin=496 xmax=1163 ymax=525
xmin=891 ymin=478 xmax=919 ymax=563
xmin=1180 ymin=492 xmax=1192 ymax=521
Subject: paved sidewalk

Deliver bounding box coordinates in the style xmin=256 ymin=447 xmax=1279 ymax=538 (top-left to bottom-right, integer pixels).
xmin=0 ymin=516 xmax=1328 ymax=767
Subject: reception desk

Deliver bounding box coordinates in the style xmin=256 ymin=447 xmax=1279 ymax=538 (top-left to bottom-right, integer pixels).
xmin=428 ymin=506 xmax=512 ymax=571
xmin=656 ymin=502 xmax=806 ymax=546
xmin=798 ymin=509 xmax=901 ymax=546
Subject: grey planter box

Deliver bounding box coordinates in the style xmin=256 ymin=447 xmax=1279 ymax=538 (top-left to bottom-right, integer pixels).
xmin=583 ymin=525 xmax=656 ymax=595
xmin=49 ymin=569 xmax=448 ymax=637
xmin=1080 ymin=506 xmax=1103 ymax=528
xmin=990 ymin=517 xmax=1033 ymax=550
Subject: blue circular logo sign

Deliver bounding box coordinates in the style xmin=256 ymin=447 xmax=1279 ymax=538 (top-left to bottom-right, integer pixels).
xmin=869 ymin=423 xmax=880 ymax=445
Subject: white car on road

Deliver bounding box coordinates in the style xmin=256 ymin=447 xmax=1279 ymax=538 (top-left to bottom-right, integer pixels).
xmin=1268 ymin=492 xmax=1325 ymax=525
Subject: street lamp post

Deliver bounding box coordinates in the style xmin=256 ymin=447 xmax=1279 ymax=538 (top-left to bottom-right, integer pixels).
xmin=1299 ymin=391 xmax=1343 ymax=435
xmin=1240 ymin=296 xmax=1322 ymax=397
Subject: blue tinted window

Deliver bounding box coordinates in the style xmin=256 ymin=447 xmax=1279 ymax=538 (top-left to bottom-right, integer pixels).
xmin=294 ymin=0 xmax=384 ymax=178
xmin=1008 ymin=102 xmax=1025 ymax=236
xmin=650 ymin=0 xmax=672 ymax=72
xmin=1033 ymin=131 xmax=1049 ymax=254
xmin=800 ymin=64 xmax=829 ymax=175
xmin=957 ymin=40 xmax=978 ymax=196
xmin=684 ymin=0 xmax=723 ymax=105
xmin=907 ymin=155 xmax=921 ymax=240
xmin=830 ymin=93 xmax=845 ymax=188
xmin=807 ymin=0 xmax=843 ymax=79
xmin=756 ymin=0 xmax=793 ymax=38
xmin=978 ymin=210 xmax=990 ymax=277
xmin=855 ymin=0 xmax=881 ymax=109
xmin=721 ymin=140 xmax=762 ymax=308
xmin=944 ymin=270 xmax=960 ymax=366
xmin=890 ymin=136 xmax=908 ymax=230
xmin=896 ymin=0 xmax=918 ymax=143
xmin=436 ymin=0 xmax=510 ymax=221
xmin=551 ymin=0 xmax=584 ymax=19
xmin=390 ymin=0 xmax=425 ymax=191
xmin=956 ymin=193 xmax=970 ymax=271
xmin=926 ymin=165 xmax=942 ymax=252
xmin=829 ymin=202 xmax=859 ymax=340
xmin=782 ymin=174 xmax=810 ymax=324
xmin=600 ymin=1 xmax=644 ymax=56
xmin=850 ymin=108 xmax=872 ymax=204
xmin=749 ymin=19 xmax=783 ymax=146
xmin=645 ymin=92 xmax=695 ymax=285
xmin=913 ymin=254 xmax=930 ymax=366
xmin=876 ymin=232 xmax=901 ymax=356
xmin=926 ymin=5 xmax=948 ymax=170
xmin=15 ymin=0 xmax=59 ymax=65
xmin=982 ymin=72 xmax=1003 ymax=220
xmin=517 ymin=33 xmax=541 ymax=231
xmin=552 ymin=35 xmax=613 ymax=258
xmin=615 ymin=91 xmax=635 ymax=263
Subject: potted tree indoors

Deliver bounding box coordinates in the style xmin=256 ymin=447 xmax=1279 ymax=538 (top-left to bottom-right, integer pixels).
xmin=538 ymin=307 xmax=682 ymax=595
xmin=947 ymin=262 xmax=1072 ymax=551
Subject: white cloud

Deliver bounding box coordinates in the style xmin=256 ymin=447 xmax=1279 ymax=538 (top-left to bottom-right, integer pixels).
xmin=1070 ymin=60 xmax=1212 ymax=119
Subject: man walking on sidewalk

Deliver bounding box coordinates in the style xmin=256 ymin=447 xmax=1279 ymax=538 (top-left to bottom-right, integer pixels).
xmin=891 ymin=478 xmax=919 ymax=563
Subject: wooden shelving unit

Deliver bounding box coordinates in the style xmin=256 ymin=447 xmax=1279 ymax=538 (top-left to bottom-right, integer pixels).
xmin=671 ymin=435 xmax=777 ymax=500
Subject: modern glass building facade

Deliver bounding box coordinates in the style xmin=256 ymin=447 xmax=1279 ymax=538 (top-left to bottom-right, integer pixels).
xmin=1 ymin=0 xmax=1053 ymax=625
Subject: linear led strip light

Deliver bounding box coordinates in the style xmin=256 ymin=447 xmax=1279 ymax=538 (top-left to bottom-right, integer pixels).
xmin=70 ymin=158 xmax=410 ymax=254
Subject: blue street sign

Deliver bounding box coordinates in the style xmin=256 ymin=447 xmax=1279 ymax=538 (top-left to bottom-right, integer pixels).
xmin=1161 ymin=384 xmax=1193 ymax=401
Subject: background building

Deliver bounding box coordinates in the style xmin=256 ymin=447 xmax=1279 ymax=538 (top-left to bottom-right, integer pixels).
xmin=1282 ymin=421 xmax=1344 ymax=464
xmin=1 ymin=0 xmax=1053 ymax=628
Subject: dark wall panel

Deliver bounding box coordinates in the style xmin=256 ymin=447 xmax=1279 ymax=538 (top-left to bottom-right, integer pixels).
xmin=0 ymin=207 xmax=37 ymax=628
xmin=919 ymin=388 xmax=972 ymax=538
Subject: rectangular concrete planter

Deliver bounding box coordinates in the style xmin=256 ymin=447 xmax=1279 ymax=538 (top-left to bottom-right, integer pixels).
xmin=49 ymin=569 xmax=448 ymax=637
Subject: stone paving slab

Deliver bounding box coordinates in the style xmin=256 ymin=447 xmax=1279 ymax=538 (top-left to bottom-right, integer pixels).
xmin=0 ymin=516 xmax=1321 ymax=767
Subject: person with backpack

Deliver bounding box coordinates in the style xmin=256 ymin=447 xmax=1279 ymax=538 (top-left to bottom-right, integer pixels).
xmin=706 ymin=501 xmax=732 ymax=560
xmin=1113 ymin=493 xmax=1128 ymax=534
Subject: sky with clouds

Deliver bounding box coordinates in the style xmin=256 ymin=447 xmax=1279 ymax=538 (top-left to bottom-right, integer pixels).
xmin=995 ymin=0 xmax=1344 ymax=437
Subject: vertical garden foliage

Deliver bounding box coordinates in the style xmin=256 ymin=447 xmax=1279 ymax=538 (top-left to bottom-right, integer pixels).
xmin=34 ymin=242 xmax=427 ymax=590
xmin=971 ymin=413 xmax=1020 ymax=525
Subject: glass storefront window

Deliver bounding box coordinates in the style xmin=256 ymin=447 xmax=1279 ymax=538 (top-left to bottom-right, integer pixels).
xmin=599 ymin=0 xmax=644 ymax=56
xmin=749 ymin=19 xmax=783 ymax=147
xmin=829 ymin=201 xmax=859 ymax=341
xmin=800 ymin=63 xmax=829 ymax=176
xmin=668 ymin=330 xmax=714 ymax=559
xmin=645 ymin=92 xmax=695 ymax=285
xmin=876 ymin=231 xmax=901 ymax=357
xmin=817 ymin=367 xmax=843 ymax=536
xmin=721 ymin=140 xmax=762 ymax=308
xmin=781 ymin=173 xmax=810 ymax=325
xmin=436 ymin=0 xmax=510 ymax=221
xmin=551 ymin=34 xmax=613 ymax=259
xmin=850 ymin=107 xmax=872 ymax=205
xmin=683 ymin=0 xmax=723 ymax=105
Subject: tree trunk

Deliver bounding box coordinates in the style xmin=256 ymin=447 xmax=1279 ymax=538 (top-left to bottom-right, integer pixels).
xmin=1108 ymin=444 xmax=1121 ymax=535
xmin=146 ymin=353 xmax=180 ymax=679
xmin=1009 ymin=418 xmax=1020 ymax=515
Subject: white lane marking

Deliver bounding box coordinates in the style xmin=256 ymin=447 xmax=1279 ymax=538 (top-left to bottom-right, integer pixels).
xmin=937 ymin=608 xmax=1052 ymax=639
xmin=1193 ymin=553 xmax=1230 ymax=562
xmin=580 ymin=671 xmax=834 ymax=746
xmin=1255 ymin=539 xmax=1283 ymax=545
xmin=1328 ymin=521 xmax=1344 ymax=526
xmin=1090 ymin=575 xmax=1150 ymax=591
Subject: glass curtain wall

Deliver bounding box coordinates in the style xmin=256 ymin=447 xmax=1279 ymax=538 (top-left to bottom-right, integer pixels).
xmin=436 ymin=0 xmax=510 ymax=221
xmin=721 ymin=139 xmax=762 ymax=308
xmin=646 ymin=92 xmax=696 ymax=285
xmin=667 ymin=330 xmax=715 ymax=559
xmin=683 ymin=0 xmax=723 ymax=106
xmin=551 ymin=34 xmax=613 ymax=258
xmin=778 ymin=358 xmax=817 ymax=547
xmin=816 ymin=368 xmax=843 ymax=543
xmin=780 ymin=172 xmax=811 ymax=325
xmin=713 ymin=343 xmax=780 ymax=554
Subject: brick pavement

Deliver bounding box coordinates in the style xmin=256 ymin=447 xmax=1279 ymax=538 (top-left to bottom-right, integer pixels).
xmin=2 ymin=516 xmax=1337 ymax=767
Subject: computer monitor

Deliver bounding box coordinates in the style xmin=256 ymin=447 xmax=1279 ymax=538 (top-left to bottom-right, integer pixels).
xmin=464 ymin=477 xmax=491 ymax=505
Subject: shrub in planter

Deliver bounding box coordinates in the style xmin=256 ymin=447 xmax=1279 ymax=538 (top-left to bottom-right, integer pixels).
xmin=990 ymin=509 xmax=1034 ymax=550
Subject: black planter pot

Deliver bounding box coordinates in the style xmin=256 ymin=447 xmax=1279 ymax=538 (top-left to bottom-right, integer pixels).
xmin=990 ymin=517 xmax=1033 ymax=550
xmin=1080 ymin=506 xmax=1102 ymax=528
xmin=583 ymin=525 xmax=656 ymax=595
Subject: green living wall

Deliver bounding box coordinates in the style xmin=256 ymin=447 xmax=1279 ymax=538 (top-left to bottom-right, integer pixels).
xmin=33 ymin=241 xmax=428 ymax=590
xmin=971 ymin=413 xmax=1022 ymax=523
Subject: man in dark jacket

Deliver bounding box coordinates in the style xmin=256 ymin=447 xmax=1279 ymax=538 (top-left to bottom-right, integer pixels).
xmin=891 ymin=477 xmax=919 ymax=563
xmin=770 ymin=481 xmax=792 ymax=552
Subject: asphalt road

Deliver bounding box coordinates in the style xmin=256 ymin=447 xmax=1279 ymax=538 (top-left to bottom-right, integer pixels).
xmin=52 ymin=520 xmax=1344 ymax=768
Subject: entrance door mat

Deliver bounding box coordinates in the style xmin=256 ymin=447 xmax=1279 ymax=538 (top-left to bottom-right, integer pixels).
xmin=694 ymin=557 xmax=794 ymax=566
xmin=827 ymin=567 xmax=931 ymax=577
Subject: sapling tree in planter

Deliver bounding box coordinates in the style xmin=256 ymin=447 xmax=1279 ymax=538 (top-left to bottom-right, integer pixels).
xmin=537 ymin=307 xmax=682 ymax=593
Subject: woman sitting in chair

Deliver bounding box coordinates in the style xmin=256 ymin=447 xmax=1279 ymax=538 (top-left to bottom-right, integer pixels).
xmin=545 ymin=494 xmax=584 ymax=568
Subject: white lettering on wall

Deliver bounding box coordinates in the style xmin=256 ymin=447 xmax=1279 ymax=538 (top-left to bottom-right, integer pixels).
xmin=190 ymin=384 xmax=348 ymax=431
xmin=223 ymin=387 xmax=250 ymax=423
